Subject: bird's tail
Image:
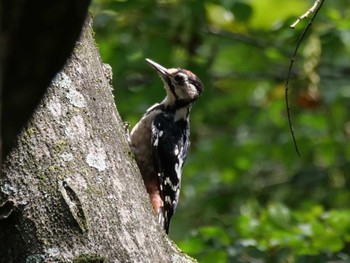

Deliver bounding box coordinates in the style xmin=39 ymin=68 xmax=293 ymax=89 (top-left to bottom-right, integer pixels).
xmin=157 ymin=207 xmax=170 ymax=234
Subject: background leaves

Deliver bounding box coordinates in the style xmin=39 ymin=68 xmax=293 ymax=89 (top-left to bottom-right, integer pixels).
xmin=92 ymin=1 xmax=350 ymax=262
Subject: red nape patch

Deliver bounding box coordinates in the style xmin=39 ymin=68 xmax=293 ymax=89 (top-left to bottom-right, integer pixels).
xmin=182 ymin=69 xmax=196 ymax=78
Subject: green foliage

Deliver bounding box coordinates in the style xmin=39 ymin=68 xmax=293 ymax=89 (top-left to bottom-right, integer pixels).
xmin=91 ymin=0 xmax=350 ymax=261
xmin=179 ymin=204 xmax=350 ymax=262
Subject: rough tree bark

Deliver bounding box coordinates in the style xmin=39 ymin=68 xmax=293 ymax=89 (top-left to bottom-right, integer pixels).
xmin=0 ymin=18 xmax=195 ymax=263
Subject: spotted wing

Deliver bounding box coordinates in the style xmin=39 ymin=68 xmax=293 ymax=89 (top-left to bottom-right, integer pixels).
xmin=151 ymin=113 xmax=190 ymax=234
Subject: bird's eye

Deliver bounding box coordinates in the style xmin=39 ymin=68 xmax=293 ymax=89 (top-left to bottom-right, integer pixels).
xmin=174 ymin=74 xmax=184 ymax=84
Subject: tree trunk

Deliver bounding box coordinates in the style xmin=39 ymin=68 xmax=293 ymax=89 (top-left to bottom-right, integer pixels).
xmin=0 ymin=17 xmax=195 ymax=263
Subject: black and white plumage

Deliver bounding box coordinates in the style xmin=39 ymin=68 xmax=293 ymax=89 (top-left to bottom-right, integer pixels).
xmin=130 ymin=58 xmax=203 ymax=234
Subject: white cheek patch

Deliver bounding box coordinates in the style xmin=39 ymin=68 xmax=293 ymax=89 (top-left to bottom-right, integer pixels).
xmin=187 ymin=84 xmax=198 ymax=98
xmin=175 ymin=84 xmax=198 ymax=100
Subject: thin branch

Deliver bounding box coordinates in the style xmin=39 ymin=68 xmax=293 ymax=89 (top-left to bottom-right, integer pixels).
xmin=285 ymin=0 xmax=325 ymax=156
xmin=291 ymin=0 xmax=322 ymax=29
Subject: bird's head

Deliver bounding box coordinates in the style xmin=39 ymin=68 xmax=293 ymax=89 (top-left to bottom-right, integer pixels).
xmin=146 ymin=58 xmax=203 ymax=108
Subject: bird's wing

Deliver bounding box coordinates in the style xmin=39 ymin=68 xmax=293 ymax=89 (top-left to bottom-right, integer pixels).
xmin=151 ymin=113 xmax=190 ymax=234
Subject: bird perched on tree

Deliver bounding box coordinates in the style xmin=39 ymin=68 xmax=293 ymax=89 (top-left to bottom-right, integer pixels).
xmin=130 ymin=58 xmax=203 ymax=234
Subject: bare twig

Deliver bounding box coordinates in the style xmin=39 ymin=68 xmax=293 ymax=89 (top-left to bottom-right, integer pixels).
xmin=285 ymin=0 xmax=325 ymax=156
xmin=291 ymin=0 xmax=322 ymax=28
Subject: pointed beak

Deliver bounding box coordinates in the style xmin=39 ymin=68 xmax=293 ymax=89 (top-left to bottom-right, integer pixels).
xmin=145 ymin=58 xmax=169 ymax=78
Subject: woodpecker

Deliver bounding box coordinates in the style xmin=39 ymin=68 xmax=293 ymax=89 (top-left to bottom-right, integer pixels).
xmin=130 ymin=58 xmax=203 ymax=234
